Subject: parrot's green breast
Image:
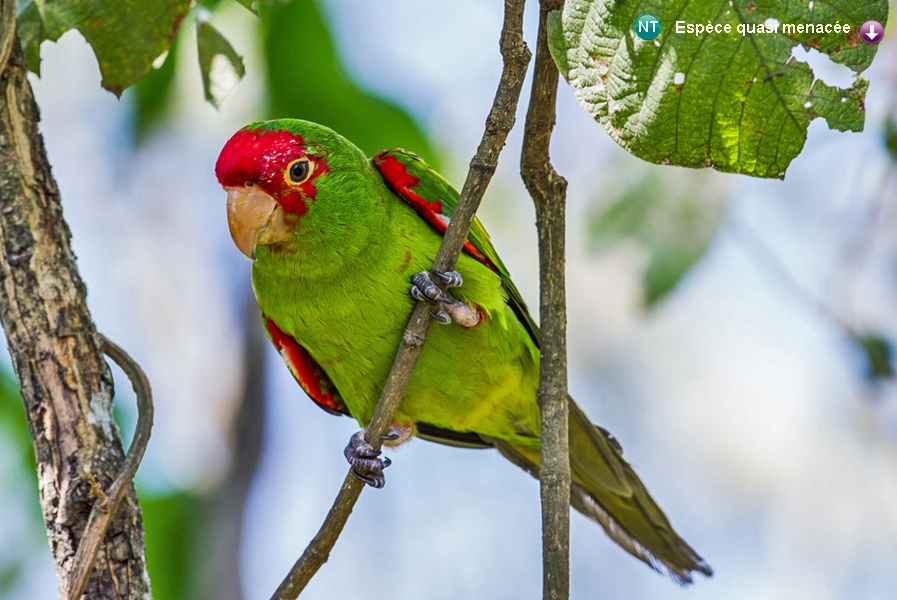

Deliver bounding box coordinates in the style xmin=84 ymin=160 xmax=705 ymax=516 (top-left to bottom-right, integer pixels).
xmin=252 ymin=180 xmax=541 ymax=447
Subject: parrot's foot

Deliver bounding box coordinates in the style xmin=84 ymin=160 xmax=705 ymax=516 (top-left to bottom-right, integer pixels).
xmin=410 ymin=271 xmax=481 ymax=328
xmin=344 ymin=430 xmax=391 ymax=488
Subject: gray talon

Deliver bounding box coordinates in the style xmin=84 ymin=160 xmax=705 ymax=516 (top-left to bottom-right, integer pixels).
xmin=430 ymin=307 xmax=452 ymax=324
xmin=411 ymin=272 xmax=453 ymax=304
xmin=434 ymin=270 xmax=463 ymax=288
xmin=344 ymin=430 xmax=391 ymax=488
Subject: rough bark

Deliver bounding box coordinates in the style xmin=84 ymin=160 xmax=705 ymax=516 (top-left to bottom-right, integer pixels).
xmin=0 ymin=22 xmax=151 ymax=600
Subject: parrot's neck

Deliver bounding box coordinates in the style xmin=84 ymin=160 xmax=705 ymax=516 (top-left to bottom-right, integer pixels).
xmin=252 ymin=197 xmax=390 ymax=284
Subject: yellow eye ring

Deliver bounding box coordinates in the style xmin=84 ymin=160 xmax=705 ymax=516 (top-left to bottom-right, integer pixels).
xmin=285 ymin=158 xmax=314 ymax=186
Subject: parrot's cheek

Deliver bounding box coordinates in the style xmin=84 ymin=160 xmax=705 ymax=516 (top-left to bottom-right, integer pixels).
xmin=226 ymin=187 xmax=295 ymax=259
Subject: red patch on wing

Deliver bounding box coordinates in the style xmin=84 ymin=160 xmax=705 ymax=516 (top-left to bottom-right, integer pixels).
xmin=266 ymin=317 xmax=349 ymax=417
xmin=373 ymin=152 xmax=496 ymax=272
xmin=374 ymin=154 xmax=443 ymax=213
xmin=216 ymin=127 xmax=331 ymax=217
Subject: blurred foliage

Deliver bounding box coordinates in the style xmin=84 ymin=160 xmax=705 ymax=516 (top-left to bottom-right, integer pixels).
xmin=549 ymin=0 xmax=886 ymax=178
xmin=588 ymin=167 xmax=725 ymax=306
xmin=885 ymin=112 xmax=897 ymax=163
xmin=0 ymin=370 xmax=40 ymax=598
xmin=853 ymin=332 xmax=895 ymax=381
xmin=130 ymin=36 xmax=180 ymax=142
xmin=0 ymin=369 xmax=34 ymax=474
xmin=141 ymin=492 xmax=202 ymax=600
xmin=18 ymin=0 xmax=191 ymax=95
xmin=261 ymin=0 xmax=437 ymax=161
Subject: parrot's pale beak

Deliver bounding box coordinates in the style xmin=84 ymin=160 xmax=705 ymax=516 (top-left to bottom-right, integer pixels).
xmin=226 ymin=186 xmax=293 ymax=259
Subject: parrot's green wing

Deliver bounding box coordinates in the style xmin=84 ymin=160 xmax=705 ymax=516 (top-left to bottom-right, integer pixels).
xmin=373 ymin=149 xmax=540 ymax=347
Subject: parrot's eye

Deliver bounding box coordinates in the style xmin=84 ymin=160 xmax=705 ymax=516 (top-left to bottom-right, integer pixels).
xmin=285 ymin=158 xmax=313 ymax=186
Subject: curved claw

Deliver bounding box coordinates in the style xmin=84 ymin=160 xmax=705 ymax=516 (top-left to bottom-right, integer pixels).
xmin=433 ymin=270 xmax=463 ymax=288
xmin=430 ymin=307 xmax=452 ymax=324
xmin=411 ymin=272 xmax=453 ymax=304
xmin=344 ymin=430 xmax=391 ymax=488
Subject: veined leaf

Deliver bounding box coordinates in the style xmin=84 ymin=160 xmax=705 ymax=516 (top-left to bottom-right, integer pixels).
xmin=549 ymin=0 xmax=888 ymax=178
xmin=28 ymin=0 xmax=190 ymax=95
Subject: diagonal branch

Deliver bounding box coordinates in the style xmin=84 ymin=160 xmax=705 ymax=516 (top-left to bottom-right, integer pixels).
xmin=269 ymin=1 xmax=531 ymax=597
xmin=520 ymin=1 xmax=570 ymax=599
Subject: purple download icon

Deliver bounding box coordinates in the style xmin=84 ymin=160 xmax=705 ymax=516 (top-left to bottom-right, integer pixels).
xmin=860 ymin=20 xmax=884 ymax=44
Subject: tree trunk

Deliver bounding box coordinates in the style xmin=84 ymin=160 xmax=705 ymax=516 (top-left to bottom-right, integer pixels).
xmin=0 ymin=28 xmax=151 ymax=600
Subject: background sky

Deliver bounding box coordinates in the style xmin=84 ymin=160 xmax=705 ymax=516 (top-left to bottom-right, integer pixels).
xmin=2 ymin=1 xmax=897 ymax=598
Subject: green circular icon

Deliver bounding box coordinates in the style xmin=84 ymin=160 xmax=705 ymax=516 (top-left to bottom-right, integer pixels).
xmin=635 ymin=14 xmax=661 ymax=40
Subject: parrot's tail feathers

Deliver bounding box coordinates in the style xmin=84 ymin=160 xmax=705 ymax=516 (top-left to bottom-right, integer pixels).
xmin=485 ymin=400 xmax=712 ymax=585
xmin=567 ymin=401 xmax=713 ymax=584
xmin=569 ymin=483 xmax=711 ymax=584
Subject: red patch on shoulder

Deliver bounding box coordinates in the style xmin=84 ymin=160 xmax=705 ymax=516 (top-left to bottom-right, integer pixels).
xmin=373 ymin=152 xmax=497 ymax=272
xmin=373 ymin=154 xmax=442 ymax=214
xmin=266 ymin=317 xmax=349 ymax=416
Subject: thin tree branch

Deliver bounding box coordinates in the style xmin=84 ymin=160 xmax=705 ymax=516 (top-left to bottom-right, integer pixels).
xmin=67 ymin=335 xmax=154 ymax=600
xmin=269 ymin=1 xmax=531 ymax=597
xmin=520 ymin=1 xmax=570 ymax=599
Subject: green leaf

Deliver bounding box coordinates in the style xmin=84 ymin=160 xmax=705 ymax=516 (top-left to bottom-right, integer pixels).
xmin=588 ymin=167 xmax=725 ymax=306
xmin=196 ymin=20 xmax=246 ymax=109
xmin=32 ymin=0 xmax=190 ymax=95
xmin=853 ymin=332 xmax=894 ymax=381
xmin=549 ymin=0 xmax=888 ymax=178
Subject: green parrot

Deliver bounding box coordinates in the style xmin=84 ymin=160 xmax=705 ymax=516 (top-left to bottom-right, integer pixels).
xmin=215 ymin=119 xmax=712 ymax=584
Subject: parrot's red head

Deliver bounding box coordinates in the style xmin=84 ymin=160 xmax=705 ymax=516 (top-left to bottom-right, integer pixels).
xmin=216 ymin=122 xmax=330 ymax=259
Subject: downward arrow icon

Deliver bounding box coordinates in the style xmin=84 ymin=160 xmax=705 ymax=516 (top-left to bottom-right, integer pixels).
xmin=861 ymin=20 xmax=884 ymax=44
